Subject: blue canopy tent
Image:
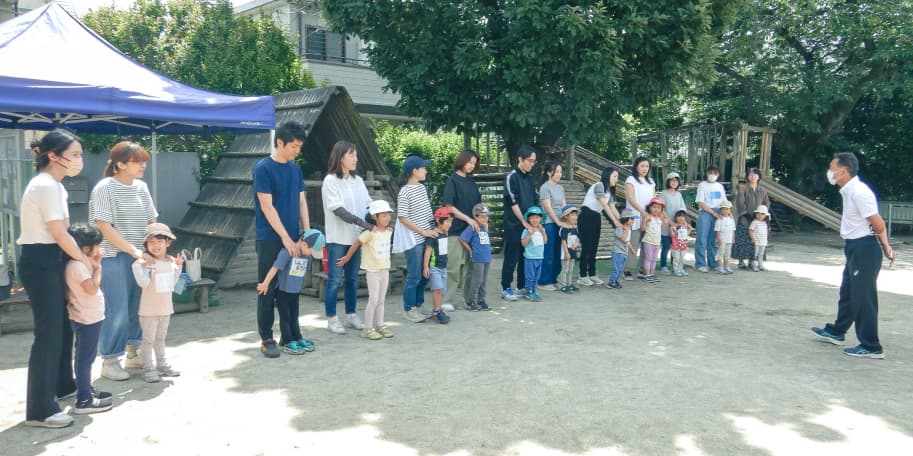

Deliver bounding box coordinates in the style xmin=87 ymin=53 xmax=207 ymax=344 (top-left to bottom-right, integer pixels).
xmin=0 ymin=2 xmax=275 ymax=202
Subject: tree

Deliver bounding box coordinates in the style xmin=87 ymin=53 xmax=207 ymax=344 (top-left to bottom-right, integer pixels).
xmin=82 ymin=0 xmax=315 ymax=178
xmin=321 ymin=0 xmax=740 ymax=159
xmin=694 ymin=0 xmax=913 ymax=196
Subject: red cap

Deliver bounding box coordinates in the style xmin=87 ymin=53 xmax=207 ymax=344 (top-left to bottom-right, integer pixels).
xmin=434 ymin=207 xmax=452 ymax=219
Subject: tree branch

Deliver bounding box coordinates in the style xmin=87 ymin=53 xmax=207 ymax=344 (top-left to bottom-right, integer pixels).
xmin=714 ymin=63 xmax=752 ymax=88
xmin=776 ymin=26 xmax=815 ymax=67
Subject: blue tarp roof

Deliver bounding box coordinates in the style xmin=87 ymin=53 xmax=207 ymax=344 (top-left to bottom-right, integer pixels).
xmin=0 ymin=3 xmax=274 ymax=135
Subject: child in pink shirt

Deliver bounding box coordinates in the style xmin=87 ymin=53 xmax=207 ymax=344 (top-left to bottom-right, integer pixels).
xmin=131 ymin=223 xmax=183 ymax=383
xmin=65 ymin=225 xmax=113 ymax=414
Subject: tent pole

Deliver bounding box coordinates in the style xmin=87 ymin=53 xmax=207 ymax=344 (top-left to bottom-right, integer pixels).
xmin=151 ymin=130 xmax=158 ymax=208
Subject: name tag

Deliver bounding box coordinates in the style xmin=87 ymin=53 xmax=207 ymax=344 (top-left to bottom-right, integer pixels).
xmin=567 ymin=234 xmax=578 ymax=249
xmin=677 ymin=227 xmax=689 ymax=241
xmin=289 ymin=258 xmax=308 ymax=277
xmin=531 ymin=231 xmax=544 ymax=246
xmin=155 ymin=269 xmax=175 ymax=294
xmin=479 ymin=232 xmax=490 ymax=245
xmin=437 ymin=237 xmax=448 ymax=256
xmin=374 ymin=237 xmax=391 ymax=259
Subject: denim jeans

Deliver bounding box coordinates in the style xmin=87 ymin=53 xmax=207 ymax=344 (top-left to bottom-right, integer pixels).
xmin=524 ymin=258 xmax=543 ymax=293
xmin=539 ymin=223 xmax=561 ymax=285
xmin=99 ymin=252 xmax=142 ymax=359
xmin=403 ymin=241 xmax=428 ymax=311
xmin=694 ymin=209 xmax=720 ymax=269
xmin=325 ymin=243 xmax=361 ymax=317
xmin=659 ymin=235 xmax=672 ymax=268
xmin=609 ymin=253 xmax=627 ymax=283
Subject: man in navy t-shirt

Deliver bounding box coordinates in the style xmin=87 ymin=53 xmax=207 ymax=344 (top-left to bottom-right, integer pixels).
xmin=253 ymin=121 xmax=310 ymax=358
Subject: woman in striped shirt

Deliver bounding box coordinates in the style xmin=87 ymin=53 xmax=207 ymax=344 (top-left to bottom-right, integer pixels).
xmin=393 ymin=155 xmax=437 ymax=323
xmin=89 ymin=142 xmax=157 ymax=381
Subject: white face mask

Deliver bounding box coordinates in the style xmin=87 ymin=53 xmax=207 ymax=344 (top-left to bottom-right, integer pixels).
xmin=707 ymin=174 xmax=718 ymax=183
xmin=826 ymin=169 xmax=838 ymax=185
xmin=60 ymin=156 xmax=84 ymax=177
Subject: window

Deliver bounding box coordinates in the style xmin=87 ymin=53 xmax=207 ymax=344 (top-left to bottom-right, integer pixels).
xmin=303 ymin=26 xmax=346 ymax=63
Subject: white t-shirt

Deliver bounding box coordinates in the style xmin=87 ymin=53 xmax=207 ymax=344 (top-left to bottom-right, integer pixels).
xmin=17 ymin=173 xmax=69 ymax=245
xmin=838 ymin=176 xmax=879 ymax=240
xmin=582 ymin=182 xmax=611 ymax=213
xmin=322 ymin=174 xmax=372 ymax=245
xmin=749 ymin=220 xmax=769 ymax=246
xmin=715 ymin=216 xmax=736 ymax=243
xmin=624 ymin=176 xmax=656 ymax=230
xmin=696 ymin=181 xmax=728 ymax=211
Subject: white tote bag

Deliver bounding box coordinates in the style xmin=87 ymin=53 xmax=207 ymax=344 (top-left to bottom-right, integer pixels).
xmin=391 ymin=219 xmax=416 ymax=254
xmin=181 ymin=248 xmax=202 ymax=282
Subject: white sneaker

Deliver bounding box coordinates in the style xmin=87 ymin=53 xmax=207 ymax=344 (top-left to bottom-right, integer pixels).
xmin=344 ymin=313 xmax=365 ymax=330
xmin=589 ymin=276 xmax=604 ymax=285
xmin=417 ymin=306 xmax=433 ymax=316
xmin=143 ymin=369 xmax=161 ymax=383
xmin=660 ymin=267 xmax=672 ymax=275
xmin=101 ymin=358 xmax=130 ymax=381
xmin=538 ymin=284 xmax=558 ymax=291
xmin=441 ymin=303 xmax=455 ymax=312
xmin=403 ymin=308 xmax=429 ymax=323
xmin=124 ymin=347 xmax=143 ymax=369
xmin=25 ymin=411 xmax=73 ymax=428
xmin=576 ymin=277 xmax=593 ymax=286
xmin=327 ymin=317 xmax=347 ymax=334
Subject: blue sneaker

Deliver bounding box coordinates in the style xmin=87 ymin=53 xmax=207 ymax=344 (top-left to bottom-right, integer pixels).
xmin=501 ymin=288 xmax=518 ymax=301
xmin=525 ymin=291 xmax=541 ymax=302
xmin=811 ymin=327 xmax=845 ymax=346
xmin=843 ymin=345 xmax=885 ymax=359
xmin=297 ymin=339 xmax=316 ymax=352
xmin=432 ymin=309 xmax=450 ymax=324
xmin=283 ymin=341 xmax=306 ymax=355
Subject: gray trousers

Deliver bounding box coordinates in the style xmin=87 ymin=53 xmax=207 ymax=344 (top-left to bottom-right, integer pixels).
xmin=558 ymin=259 xmax=575 ymax=287
xmin=468 ymin=262 xmax=490 ymax=306
xmin=139 ymin=315 xmax=170 ymax=370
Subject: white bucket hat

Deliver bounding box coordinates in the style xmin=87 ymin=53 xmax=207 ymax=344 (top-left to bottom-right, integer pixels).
xmin=367 ymin=200 xmax=393 ymax=215
xmin=754 ymin=204 xmax=770 ymax=216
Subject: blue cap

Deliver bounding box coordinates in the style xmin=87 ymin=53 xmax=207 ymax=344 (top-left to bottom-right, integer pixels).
xmin=300 ymin=229 xmax=326 ymax=250
xmin=403 ymin=155 xmax=432 ymax=175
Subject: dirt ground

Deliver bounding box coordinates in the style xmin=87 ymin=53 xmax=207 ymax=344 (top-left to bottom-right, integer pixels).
xmin=1 ymin=231 xmax=912 ymax=456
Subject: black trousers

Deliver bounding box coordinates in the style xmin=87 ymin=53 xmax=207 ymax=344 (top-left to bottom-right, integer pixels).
xmin=256 ymin=240 xmax=283 ymax=342
xmin=500 ymin=227 xmax=526 ymax=291
xmin=578 ymin=207 xmax=602 ymax=278
xmin=19 ymin=244 xmax=76 ymax=421
xmin=825 ymin=236 xmax=883 ymax=351
xmin=275 ymin=290 xmax=303 ymax=345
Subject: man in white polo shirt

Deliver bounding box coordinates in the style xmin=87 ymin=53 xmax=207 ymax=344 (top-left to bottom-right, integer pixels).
xmin=812 ymin=152 xmax=895 ymax=359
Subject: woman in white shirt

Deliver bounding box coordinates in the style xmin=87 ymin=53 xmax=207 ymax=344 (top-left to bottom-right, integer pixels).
xmin=623 ymin=157 xmax=657 ymax=280
xmin=18 ymin=129 xmax=88 ymax=429
xmin=577 ymin=167 xmax=621 ymax=286
xmin=321 ymin=141 xmax=373 ymax=334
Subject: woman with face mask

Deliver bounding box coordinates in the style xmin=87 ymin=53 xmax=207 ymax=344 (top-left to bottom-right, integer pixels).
xmin=693 ymin=166 xmax=729 ymax=272
xmin=18 ymin=128 xmax=88 ymax=428
xmin=88 ymin=142 xmax=158 ymax=381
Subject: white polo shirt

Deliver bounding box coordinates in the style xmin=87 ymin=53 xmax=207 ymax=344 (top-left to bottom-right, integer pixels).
xmin=838 ymin=176 xmax=879 ymax=240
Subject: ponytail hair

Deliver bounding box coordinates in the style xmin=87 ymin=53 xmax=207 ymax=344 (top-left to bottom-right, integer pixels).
xmin=31 ymin=128 xmax=82 ymax=172
xmin=104 ymin=141 xmax=150 ymax=177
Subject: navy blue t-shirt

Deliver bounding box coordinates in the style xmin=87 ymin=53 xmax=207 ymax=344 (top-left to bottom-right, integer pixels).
xmin=426 ymin=234 xmax=449 ymax=268
xmin=459 ymin=225 xmax=492 ymax=264
xmin=559 ymin=226 xmax=580 ymax=260
xmin=253 ymin=157 xmax=305 ymax=241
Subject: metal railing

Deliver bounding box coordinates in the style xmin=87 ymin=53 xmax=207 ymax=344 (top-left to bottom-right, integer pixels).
xmin=886 ymin=202 xmax=913 ymax=237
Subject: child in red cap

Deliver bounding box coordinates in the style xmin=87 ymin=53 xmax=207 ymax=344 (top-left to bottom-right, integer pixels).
xmin=423 ymin=207 xmax=453 ymax=324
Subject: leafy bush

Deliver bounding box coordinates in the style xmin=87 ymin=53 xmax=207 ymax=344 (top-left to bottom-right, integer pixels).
xmin=371 ymin=121 xmax=464 ymax=204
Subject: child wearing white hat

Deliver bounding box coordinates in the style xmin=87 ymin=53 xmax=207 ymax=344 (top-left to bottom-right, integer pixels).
xmin=749 ymin=205 xmax=771 ymax=271
xmin=715 ymin=200 xmax=737 ymax=274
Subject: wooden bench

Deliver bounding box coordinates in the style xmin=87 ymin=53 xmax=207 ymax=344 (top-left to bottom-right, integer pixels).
xmin=0 ymin=292 xmax=34 ymax=336
xmin=311 ymin=271 xmax=368 ymax=301
xmin=174 ymin=279 xmax=216 ymax=314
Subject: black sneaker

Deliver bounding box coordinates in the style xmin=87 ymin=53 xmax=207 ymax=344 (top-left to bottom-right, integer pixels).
xmin=464 ymin=302 xmax=480 ymax=311
xmin=606 ymin=281 xmax=621 ymax=289
xmin=93 ymin=390 xmax=113 ymax=400
xmin=478 ymin=301 xmax=491 ymax=311
xmin=432 ymin=310 xmax=450 ymax=324
xmin=261 ymin=339 xmax=280 ymax=358
xmin=74 ymin=396 xmax=113 ymax=415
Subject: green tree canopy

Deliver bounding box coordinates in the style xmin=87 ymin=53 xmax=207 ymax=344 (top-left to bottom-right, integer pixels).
xmin=322 ymin=0 xmax=739 ymax=156
xmin=693 ymin=0 xmax=913 ymax=196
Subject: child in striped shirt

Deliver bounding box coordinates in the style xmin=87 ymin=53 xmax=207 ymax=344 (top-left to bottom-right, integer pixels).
xmin=749 ymin=205 xmax=771 ymax=272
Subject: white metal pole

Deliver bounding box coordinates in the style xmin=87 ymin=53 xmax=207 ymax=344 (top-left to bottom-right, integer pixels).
xmin=151 ymin=130 xmax=158 ymax=208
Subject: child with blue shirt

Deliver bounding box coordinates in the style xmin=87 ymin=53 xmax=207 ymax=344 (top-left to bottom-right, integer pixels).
xmin=256 ymin=229 xmax=325 ymax=354
xmin=459 ymin=203 xmax=492 ymax=311
xmin=520 ymin=206 xmax=547 ymax=302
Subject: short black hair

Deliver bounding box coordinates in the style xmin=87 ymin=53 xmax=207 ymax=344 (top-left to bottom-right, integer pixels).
xmin=674 ymin=210 xmax=688 ymax=220
xmin=706 ymin=165 xmax=720 ymax=174
xmin=832 ymin=152 xmax=859 ymax=177
xmin=274 ymin=121 xmax=308 ymax=147
xmin=517 ymin=145 xmax=536 ymax=160
xmin=68 ymin=224 xmax=103 ymax=249
xmin=619 ymin=216 xmax=631 ymax=225
xmin=435 ymin=216 xmax=451 ymax=226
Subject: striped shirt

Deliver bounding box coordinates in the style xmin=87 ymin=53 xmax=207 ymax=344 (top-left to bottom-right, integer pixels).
xmin=397 ymin=184 xmax=434 ymax=245
xmin=89 ymin=177 xmax=158 ymax=258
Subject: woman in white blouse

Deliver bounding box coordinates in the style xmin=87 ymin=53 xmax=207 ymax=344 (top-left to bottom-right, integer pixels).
xmin=623 ymin=157 xmax=657 ymax=280
xmin=18 ymin=129 xmax=87 ymax=428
